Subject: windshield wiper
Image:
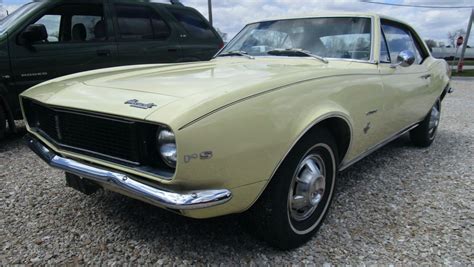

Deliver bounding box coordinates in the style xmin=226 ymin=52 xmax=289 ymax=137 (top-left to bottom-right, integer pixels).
xmin=267 ymin=49 xmax=328 ymax=64
xmin=217 ymin=50 xmax=255 ymax=59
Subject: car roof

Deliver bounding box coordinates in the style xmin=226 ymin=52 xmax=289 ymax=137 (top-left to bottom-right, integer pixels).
xmin=249 ymin=12 xmax=409 ymax=26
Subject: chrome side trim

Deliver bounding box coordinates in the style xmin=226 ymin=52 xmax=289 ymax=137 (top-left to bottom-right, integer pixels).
xmin=26 ymin=135 xmax=232 ymax=210
xmin=338 ymin=122 xmax=419 ymax=171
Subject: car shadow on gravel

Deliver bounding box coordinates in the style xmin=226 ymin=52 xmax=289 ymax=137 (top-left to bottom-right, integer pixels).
xmin=93 ymin=192 xmax=272 ymax=254
xmin=85 ymin=129 xmax=469 ymax=255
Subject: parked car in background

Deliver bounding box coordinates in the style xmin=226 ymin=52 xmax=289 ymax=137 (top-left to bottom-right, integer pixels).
xmin=0 ymin=0 xmax=223 ymax=138
xmin=22 ymin=13 xmax=451 ymax=249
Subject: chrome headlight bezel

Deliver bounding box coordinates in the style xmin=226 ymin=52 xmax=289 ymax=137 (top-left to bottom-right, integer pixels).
xmin=157 ymin=129 xmax=177 ymax=168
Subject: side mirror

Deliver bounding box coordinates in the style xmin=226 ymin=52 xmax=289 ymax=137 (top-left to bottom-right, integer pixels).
xmin=391 ymin=50 xmax=415 ymax=68
xmin=19 ymin=24 xmax=48 ymax=45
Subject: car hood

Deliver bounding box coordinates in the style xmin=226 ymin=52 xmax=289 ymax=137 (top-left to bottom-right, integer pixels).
xmin=22 ymin=57 xmax=357 ymax=129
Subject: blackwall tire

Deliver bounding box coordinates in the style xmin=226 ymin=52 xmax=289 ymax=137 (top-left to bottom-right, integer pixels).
xmin=410 ymin=99 xmax=441 ymax=147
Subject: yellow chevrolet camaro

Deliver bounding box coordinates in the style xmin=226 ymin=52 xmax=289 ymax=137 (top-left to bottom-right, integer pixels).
xmin=21 ymin=13 xmax=451 ymax=249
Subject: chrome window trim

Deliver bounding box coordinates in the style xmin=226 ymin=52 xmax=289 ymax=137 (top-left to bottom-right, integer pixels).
xmin=379 ymin=18 xmax=430 ymax=66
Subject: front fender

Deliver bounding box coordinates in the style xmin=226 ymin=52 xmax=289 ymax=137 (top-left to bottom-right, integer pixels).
xmin=173 ymin=78 xmax=353 ymax=216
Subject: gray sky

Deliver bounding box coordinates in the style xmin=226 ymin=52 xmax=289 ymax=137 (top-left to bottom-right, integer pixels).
xmin=3 ymin=0 xmax=474 ymax=46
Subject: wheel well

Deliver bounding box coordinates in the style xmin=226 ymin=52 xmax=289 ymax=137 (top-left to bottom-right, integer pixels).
xmin=309 ymin=117 xmax=351 ymax=164
xmin=245 ymin=116 xmax=352 ymax=214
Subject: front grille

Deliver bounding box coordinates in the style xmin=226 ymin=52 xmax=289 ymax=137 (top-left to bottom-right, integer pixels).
xmin=24 ymin=100 xmax=142 ymax=164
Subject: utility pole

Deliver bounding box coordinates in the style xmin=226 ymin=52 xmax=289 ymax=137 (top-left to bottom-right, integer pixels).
xmin=458 ymin=8 xmax=473 ymax=72
xmin=208 ymin=0 xmax=213 ymax=26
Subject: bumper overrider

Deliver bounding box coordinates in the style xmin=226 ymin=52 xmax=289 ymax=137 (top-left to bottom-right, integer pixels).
xmin=25 ymin=134 xmax=232 ymax=210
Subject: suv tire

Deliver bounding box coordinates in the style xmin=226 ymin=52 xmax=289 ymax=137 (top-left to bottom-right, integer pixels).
xmin=0 ymin=105 xmax=6 ymax=139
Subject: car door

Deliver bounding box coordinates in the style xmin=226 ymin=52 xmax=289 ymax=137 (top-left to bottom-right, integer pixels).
xmin=378 ymin=20 xmax=432 ymax=135
xmin=9 ymin=0 xmax=119 ymax=94
xmin=112 ymin=2 xmax=181 ymax=65
xmin=164 ymin=6 xmax=223 ymax=61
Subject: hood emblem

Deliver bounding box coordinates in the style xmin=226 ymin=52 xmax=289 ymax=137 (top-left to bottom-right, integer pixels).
xmin=124 ymin=99 xmax=157 ymax=109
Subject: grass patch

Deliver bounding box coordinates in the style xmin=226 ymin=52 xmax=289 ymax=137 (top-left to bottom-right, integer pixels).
xmin=452 ymin=69 xmax=474 ymax=77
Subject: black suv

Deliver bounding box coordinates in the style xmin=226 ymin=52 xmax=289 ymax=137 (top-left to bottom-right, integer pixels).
xmin=0 ymin=0 xmax=223 ymax=138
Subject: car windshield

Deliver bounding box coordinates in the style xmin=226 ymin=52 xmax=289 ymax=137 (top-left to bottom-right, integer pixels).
xmin=221 ymin=17 xmax=372 ymax=61
xmin=0 ymin=2 xmax=39 ymax=33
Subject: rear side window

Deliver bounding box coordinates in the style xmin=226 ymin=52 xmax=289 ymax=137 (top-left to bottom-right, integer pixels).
xmin=381 ymin=22 xmax=424 ymax=64
xmin=72 ymin=15 xmax=105 ymax=41
xmin=115 ymin=5 xmax=171 ymax=40
xmin=168 ymin=8 xmax=215 ymax=39
xmin=29 ymin=4 xmax=106 ymax=43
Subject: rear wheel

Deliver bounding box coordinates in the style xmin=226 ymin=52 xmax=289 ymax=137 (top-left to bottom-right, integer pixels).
xmin=0 ymin=105 xmax=6 ymax=139
xmin=243 ymin=128 xmax=338 ymax=249
xmin=410 ymin=99 xmax=441 ymax=147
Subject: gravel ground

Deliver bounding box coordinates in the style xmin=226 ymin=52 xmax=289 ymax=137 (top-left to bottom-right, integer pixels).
xmin=1 ymin=80 xmax=473 ymax=265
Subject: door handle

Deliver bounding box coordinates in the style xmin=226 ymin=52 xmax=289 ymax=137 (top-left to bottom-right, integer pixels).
xmin=168 ymin=48 xmax=178 ymax=52
xmin=97 ymin=49 xmax=111 ymax=56
xmin=420 ymin=74 xmax=431 ymax=79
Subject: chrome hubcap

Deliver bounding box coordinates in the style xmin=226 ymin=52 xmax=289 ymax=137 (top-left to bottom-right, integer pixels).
xmin=428 ymin=104 xmax=440 ymax=135
xmin=288 ymin=155 xmax=326 ymax=221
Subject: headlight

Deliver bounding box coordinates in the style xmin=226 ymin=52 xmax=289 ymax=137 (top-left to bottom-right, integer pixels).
xmin=157 ymin=129 xmax=177 ymax=168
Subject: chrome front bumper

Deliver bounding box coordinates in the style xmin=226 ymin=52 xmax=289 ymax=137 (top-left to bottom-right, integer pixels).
xmin=26 ymin=135 xmax=232 ymax=210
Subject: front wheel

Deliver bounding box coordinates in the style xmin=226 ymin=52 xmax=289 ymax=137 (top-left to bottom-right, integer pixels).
xmin=243 ymin=128 xmax=338 ymax=249
xmin=410 ymin=99 xmax=441 ymax=147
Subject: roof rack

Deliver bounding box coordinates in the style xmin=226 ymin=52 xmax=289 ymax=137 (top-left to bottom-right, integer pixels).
xmin=170 ymin=0 xmax=184 ymax=6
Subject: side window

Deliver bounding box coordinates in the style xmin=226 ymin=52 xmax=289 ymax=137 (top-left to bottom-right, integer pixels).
xmin=168 ymin=8 xmax=215 ymax=39
xmin=30 ymin=4 xmax=106 ymax=43
xmin=35 ymin=15 xmax=61 ymax=42
xmin=381 ymin=22 xmax=424 ymax=64
xmin=71 ymin=15 xmax=105 ymax=41
xmin=380 ymin=29 xmax=391 ymax=63
xmin=115 ymin=5 xmax=171 ymax=40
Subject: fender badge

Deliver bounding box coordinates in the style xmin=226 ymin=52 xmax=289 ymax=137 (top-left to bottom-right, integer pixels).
xmin=124 ymin=99 xmax=157 ymax=109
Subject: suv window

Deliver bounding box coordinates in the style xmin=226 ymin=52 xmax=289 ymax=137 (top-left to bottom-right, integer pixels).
xmin=36 ymin=15 xmax=61 ymax=42
xmin=30 ymin=4 xmax=106 ymax=43
xmin=115 ymin=5 xmax=171 ymax=40
xmin=381 ymin=22 xmax=424 ymax=64
xmin=168 ymin=8 xmax=215 ymax=39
